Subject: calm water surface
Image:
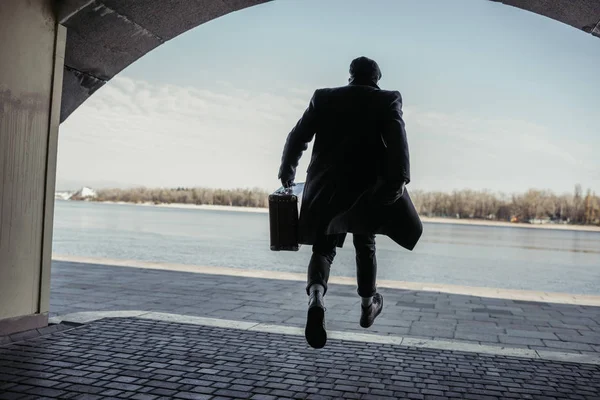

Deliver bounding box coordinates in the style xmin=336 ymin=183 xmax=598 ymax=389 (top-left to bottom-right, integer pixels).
xmin=52 ymin=200 xmax=600 ymax=294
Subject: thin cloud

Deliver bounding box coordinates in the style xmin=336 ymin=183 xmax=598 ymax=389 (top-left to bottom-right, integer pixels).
xmin=57 ymin=77 xmax=599 ymax=194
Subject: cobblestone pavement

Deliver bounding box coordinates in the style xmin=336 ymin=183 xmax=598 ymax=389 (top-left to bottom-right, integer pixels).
xmin=1 ymin=317 xmax=599 ymax=400
xmin=50 ymin=261 xmax=600 ymax=355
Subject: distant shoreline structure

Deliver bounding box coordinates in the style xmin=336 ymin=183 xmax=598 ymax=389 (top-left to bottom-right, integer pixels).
xmin=56 ymin=198 xmax=600 ymax=232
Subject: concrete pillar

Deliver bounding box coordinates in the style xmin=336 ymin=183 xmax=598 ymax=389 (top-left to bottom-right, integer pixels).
xmin=0 ymin=0 xmax=65 ymax=335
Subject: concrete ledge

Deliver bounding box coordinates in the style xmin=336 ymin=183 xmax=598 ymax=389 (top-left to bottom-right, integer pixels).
xmin=0 ymin=313 xmax=48 ymax=336
xmin=0 ymin=322 xmax=75 ymax=346
xmin=50 ymin=310 xmax=600 ymax=365
xmin=52 ymin=255 xmax=600 ymax=306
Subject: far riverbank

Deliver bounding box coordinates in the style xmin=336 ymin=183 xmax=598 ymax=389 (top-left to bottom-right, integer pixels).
xmin=66 ymin=200 xmax=600 ymax=233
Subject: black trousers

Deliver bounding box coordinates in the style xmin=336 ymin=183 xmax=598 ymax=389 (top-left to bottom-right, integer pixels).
xmin=307 ymin=233 xmax=377 ymax=297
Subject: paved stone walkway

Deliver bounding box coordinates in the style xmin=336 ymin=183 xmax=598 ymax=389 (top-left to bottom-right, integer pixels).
xmin=1 ymin=317 xmax=599 ymax=400
xmin=50 ymin=261 xmax=600 ymax=356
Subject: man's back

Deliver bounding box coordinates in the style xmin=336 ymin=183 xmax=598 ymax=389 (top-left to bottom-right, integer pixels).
xmin=308 ymin=84 xmax=406 ymax=190
xmin=278 ymin=56 xmax=416 ymax=247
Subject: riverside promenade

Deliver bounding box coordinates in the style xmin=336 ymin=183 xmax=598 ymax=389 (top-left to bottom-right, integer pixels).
xmin=1 ymin=258 xmax=599 ymax=399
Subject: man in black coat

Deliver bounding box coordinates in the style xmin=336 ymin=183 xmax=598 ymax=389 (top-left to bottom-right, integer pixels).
xmin=278 ymin=56 xmax=422 ymax=349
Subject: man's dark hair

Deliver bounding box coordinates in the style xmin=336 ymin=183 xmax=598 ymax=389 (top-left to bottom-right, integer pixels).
xmin=349 ymin=56 xmax=382 ymax=83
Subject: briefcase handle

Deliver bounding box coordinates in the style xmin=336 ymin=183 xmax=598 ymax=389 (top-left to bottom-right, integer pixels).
xmin=274 ymin=182 xmax=305 ymax=197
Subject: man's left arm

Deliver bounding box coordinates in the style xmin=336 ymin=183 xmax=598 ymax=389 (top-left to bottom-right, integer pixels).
xmin=278 ymin=91 xmax=319 ymax=187
xmin=379 ymin=90 xmax=410 ymax=204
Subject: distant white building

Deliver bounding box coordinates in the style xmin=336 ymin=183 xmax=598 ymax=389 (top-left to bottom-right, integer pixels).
xmin=73 ymin=187 xmax=97 ymax=199
xmin=56 ymin=187 xmax=97 ymax=200
xmin=55 ymin=191 xmax=74 ymax=200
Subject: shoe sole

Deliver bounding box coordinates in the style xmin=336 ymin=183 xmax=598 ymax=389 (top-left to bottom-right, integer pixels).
xmin=360 ymin=295 xmax=383 ymax=328
xmin=305 ymin=306 xmax=327 ymax=349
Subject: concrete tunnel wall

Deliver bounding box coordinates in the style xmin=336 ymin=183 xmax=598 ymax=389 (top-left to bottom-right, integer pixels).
xmin=0 ymin=0 xmax=65 ymax=333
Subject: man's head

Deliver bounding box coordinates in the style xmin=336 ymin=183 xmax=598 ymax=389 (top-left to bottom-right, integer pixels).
xmin=349 ymin=56 xmax=382 ymax=85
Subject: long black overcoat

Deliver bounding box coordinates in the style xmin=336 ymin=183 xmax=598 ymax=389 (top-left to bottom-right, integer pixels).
xmin=278 ymin=82 xmax=422 ymax=250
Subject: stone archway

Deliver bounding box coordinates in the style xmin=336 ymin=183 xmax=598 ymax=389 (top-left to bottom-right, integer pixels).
xmin=58 ymin=0 xmax=599 ymax=122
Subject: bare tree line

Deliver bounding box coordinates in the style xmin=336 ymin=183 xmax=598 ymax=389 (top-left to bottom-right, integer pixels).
xmin=411 ymin=184 xmax=599 ymax=225
xmin=76 ymin=184 xmax=600 ymax=226
xmin=86 ymin=187 xmax=269 ymax=208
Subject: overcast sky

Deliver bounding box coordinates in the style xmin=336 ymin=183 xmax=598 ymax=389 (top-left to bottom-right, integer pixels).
xmin=56 ymin=0 xmax=600 ymax=195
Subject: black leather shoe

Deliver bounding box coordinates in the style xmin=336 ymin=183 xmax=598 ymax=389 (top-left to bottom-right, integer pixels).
xmin=305 ymin=290 xmax=327 ymax=349
xmin=360 ymin=293 xmax=383 ymax=328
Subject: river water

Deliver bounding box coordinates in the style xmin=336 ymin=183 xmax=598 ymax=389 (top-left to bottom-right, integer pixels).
xmin=52 ymin=200 xmax=600 ymax=294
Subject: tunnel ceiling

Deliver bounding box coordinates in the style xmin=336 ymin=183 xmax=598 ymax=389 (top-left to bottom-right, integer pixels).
xmin=57 ymin=0 xmax=600 ymax=123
